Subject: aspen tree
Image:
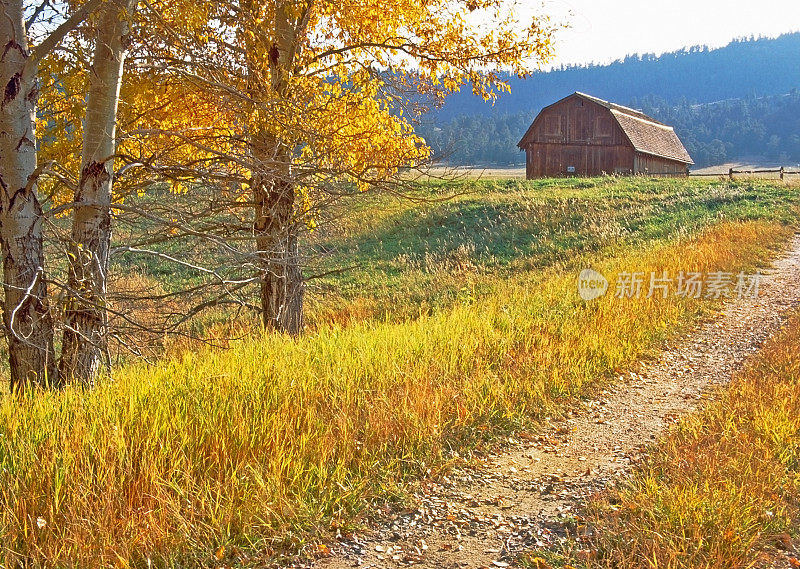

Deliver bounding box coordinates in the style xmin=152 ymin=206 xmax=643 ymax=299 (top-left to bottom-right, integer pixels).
xmin=59 ymin=0 xmax=139 ymax=383
xmin=0 ymin=0 xmax=102 ymax=389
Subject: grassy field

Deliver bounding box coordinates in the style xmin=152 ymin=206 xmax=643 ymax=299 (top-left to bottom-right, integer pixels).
xmin=0 ymin=177 xmax=798 ymax=566
xmin=307 ymin=177 xmax=800 ymax=327
xmin=37 ymin=176 xmax=800 ymax=353
xmin=583 ymin=306 xmax=800 ymax=568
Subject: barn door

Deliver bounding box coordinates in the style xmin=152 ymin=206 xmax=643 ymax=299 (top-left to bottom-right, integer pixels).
xmin=566 ymin=148 xmax=581 ymax=176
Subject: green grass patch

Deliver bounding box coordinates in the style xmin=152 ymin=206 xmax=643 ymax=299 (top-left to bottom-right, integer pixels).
xmin=308 ymin=177 xmax=800 ymax=326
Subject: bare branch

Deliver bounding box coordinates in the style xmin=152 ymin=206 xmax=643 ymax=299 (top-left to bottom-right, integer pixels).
xmin=28 ymin=0 xmax=104 ymax=66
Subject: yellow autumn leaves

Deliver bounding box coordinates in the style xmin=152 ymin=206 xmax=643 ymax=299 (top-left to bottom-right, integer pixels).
xmin=37 ymin=0 xmax=554 ymax=209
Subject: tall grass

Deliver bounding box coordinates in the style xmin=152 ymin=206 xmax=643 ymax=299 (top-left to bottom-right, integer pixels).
xmin=308 ymin=177 xmax=800 ymax=327
xmin=587 ymin=306 xmax=800 ymax=568
xmin=0 ymin=220 xmax=792 ymax=567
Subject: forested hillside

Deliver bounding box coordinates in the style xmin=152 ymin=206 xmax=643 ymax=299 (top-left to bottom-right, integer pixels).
xmin=635 ymin=92 xmax=800 ymax=166
xmin=419 ymin=33 xmax=800 ymax=167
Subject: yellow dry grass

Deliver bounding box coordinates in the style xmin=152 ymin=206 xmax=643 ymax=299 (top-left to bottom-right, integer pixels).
xmin=0 ymin=221 xmax=792 ymax=567
xmin=588 ymin=305 xmax=800 ymax=568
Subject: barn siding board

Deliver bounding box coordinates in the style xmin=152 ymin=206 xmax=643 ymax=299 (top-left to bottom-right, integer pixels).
xmin=525 ymin=143 xmax=633 ymax=177
xmin=633 ymin=153 xmax=690 ymax=176
xmin=518 ymin=93 xmax=692 ymax=179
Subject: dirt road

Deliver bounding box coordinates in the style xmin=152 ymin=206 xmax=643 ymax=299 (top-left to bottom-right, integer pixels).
xmin=310 ymin=234 xmax=800 ymax=569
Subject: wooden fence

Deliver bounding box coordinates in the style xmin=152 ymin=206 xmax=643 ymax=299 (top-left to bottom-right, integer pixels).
xmin=690 ymin=166 xmax=800 ymax=180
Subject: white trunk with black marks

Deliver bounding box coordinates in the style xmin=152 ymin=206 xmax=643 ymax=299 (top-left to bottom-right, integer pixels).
xmin=0 ymin=1 xmax=56 ymax=390
xmin=60 ymin=0 xmax=136 ymax=384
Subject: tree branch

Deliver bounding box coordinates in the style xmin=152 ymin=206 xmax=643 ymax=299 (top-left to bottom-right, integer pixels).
xmin=26 ymin=0 xmax=53 ymax=29
xmin=28 ymin=0 xmax=105 ymax=66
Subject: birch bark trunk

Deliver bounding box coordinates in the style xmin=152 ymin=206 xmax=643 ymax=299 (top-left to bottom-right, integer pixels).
xmin=59 ymin=0 xmax=137 ymax=383
xmin=0 ymin=1 xmax=56 ymax=390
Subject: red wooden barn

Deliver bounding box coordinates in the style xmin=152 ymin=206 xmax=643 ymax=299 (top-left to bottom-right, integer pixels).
xmin=517 ymin=92 xmax=693 ymax=178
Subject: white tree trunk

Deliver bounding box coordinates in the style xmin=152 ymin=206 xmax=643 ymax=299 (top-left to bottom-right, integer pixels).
xmin=60 ymin=0 xmax=137 ymax=384
xmin=0 ymin=1 xmax=56 ymax=390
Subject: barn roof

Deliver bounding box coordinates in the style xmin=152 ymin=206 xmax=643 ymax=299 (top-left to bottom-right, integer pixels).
xmin=518 ymin=92 xmax=694 ymax=165
xmin=574 ymin=92 xmax=669 ymax=125
xmin=610 ymin=109 xmax=694 ymax=164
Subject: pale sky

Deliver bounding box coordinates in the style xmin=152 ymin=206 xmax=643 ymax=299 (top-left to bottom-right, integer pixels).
xmin=525 ymin=0 xmax=800 ymax=68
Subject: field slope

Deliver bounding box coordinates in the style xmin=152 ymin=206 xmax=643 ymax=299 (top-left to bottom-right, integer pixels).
xmin=0 ymin=178 xmax=798 ymax=567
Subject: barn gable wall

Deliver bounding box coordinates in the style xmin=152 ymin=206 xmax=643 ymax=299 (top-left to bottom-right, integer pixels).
xmin=527 ymin=95 xmax=629 ymax=147
xmin=525 ymin=143 xmax=634 ymax=178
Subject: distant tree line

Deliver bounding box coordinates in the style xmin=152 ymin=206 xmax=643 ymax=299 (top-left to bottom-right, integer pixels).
xmin=418 ymin=32 xmax=800 ymax=168
xmin=417 ymin=113 xmax=533 ymax=166
xmin=633 ymin=92 xmax=800 ymax=167
xmin=429 ymin=33 xmax=800 ymax=122
xmin=420 ymin=91 xmax=800 ymax=168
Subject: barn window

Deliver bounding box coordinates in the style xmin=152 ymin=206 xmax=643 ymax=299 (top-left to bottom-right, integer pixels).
xmin=595 ymin=116 xmax=612 ymax=137
xmin=544 ymin=115 xmax=562 ymax=136
xmin=573 ymin=109 xmax=588 ymax=141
